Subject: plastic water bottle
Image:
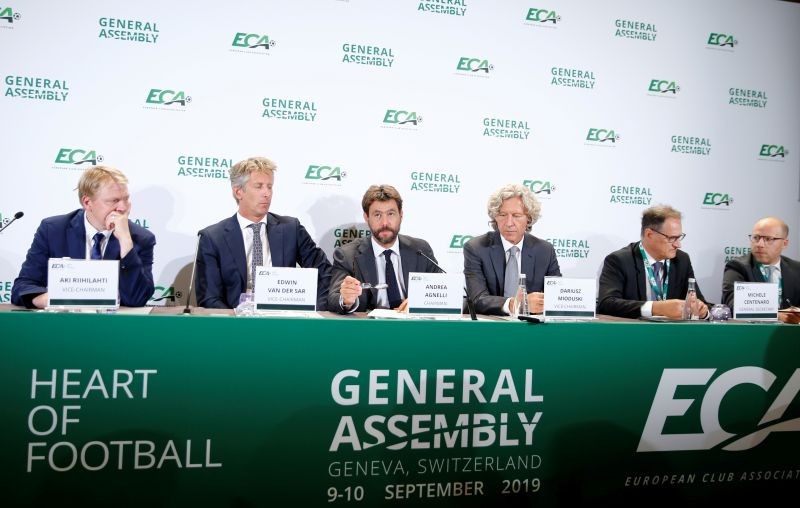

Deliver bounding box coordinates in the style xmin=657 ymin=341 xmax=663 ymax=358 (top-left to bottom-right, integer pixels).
xmin=682 ymin=278 xmax=697 ymax=320
xmin=516 ymin=273 xmax=529 ymax=316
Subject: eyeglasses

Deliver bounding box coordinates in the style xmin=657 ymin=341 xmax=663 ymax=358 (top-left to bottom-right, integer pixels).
xmin=749 ymin=235 xmax=785 ymax=245
xmin=650 ymin=229 xmax=686 ymax=243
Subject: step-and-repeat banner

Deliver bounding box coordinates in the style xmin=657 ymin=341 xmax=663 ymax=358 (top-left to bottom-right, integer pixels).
xmin=1 ymin=0 xmax=799 ymax=306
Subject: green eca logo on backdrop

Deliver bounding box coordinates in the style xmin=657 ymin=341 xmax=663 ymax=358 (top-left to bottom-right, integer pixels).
xmin=551 ymin=67 xmax=595 ymax=89
xmin=0 ymin=6 xmax=21 ymax=25
xmin=707 ymin=32 xmax=737 ymax=51
xmin=449 ymin=234 xmax=475 ymax=250
xmin=671 ymin=135 xmax=711 ymax=156
xmin=723 ymin=245 xmax=750 ymax=262
xmin=5 ymin=75 xmax=69 ymax=101
xmin=758 ymin=144 xmax=787 ymax=162
xmin=522 ymin=179 xmax=556 ymax=200
xmin=701 ymin=192 xmax=734 ymax=210
xmin=609 ymin=185 xmax=652 ymax=206
xmin=328 ymin=369 xmax=544 ymax=452
xmin=729 ymin=88 xmax=767 ymax=108
xmin=304 ymin=165 xmax=347 ymax=186
xmin=418 ymin=0 xmax=467 ymax=17
xmin=149 ymin=285 xmax=182 ymax=305
xmin=410 ymin=171 xmax=460 ymax=193
xmin=0 ymin=280 xmax=10 ymax=303
xmin=333 ymin=228 xmax=370 ymax=249
xmin=456 ymin=57 xmax=494 ymax=76
xmin=262 ymin=97 xmax=317 ymax=122
xmin=638 ymin=367 xmax=800 ymax=452
xmin=53 ymin=148 xmax=104 ymax=170
xmin=230 ymin=32 xmax=277 ymax=54
xmin=525 ymin=7 xmax=561 ymax=26
xmin=545 ymin=238 xmax=590 ymax=259
xmin=647 ymin=79 xmax=680 ymax=97
xmin=98 ymin=17 xmax=159 ymax=44
xmin=145 ymin=88 xmax=191 ymax=109
xmin=484 ymin=118 xmax=529 ymax=140
xmin=585 ymin=128 xmax=620 ymax=147
xmin=382 ymin=109 xmax=422 ymax=129
xmin=176 ymin=155 xmax=233 ymax=180
xmin=614 ymin=19 xmax=657 ymax=41
xmin=342 ymin=43 xmax=395 ymax=68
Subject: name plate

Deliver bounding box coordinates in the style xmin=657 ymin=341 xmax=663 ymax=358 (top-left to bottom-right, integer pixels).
xmin=407 ymin=272 xmax=463 ymax=315
xmin=254 ymin=267 xmax=317 ymax=311
xmin=733 ymin=282 xmax=778 ymax=320
xmin=544 ymin=277 xmax=596 ymax=319
xmin=47 ymin=258 xmax=119 ymax=309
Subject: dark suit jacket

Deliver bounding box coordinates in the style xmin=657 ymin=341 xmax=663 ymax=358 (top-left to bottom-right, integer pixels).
xmin=722 ymin=254 xmax=800 ymax=310
xmin=196 ymin=213 xmax=331 ymax=309
xmin=11 ymin=209 xmax=156 ymax=308
xmin=463 ymin=231 xmax=561 ymax=315
xmin=327 ymin=235 xmax=440 ymax=313
xmin=597 ymin=242 xmax=707 ymax=318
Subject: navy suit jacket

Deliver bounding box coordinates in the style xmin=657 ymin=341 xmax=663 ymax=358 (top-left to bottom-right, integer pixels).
xmin=11 ymin=209 xmax=156 ymax=308
xmin=196 ymin=213 xmax=331 ymax=309
xmin=597 ymin=242 xmax=708 ymax=318
xmin=722 ymin=253 xmax=800 ymax=310
xmin=463 ymin=231 xmax=561 ymax=315
xmin=327 ymin=235 xmax=440 ymax=313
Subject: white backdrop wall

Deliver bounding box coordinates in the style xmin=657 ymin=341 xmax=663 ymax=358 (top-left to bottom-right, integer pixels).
xmin=1 ymin=0 xmax=798 ymax=306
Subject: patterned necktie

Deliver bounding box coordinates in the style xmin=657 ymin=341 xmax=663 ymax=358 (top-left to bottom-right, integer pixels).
xmin=503 ymin=246 xmax=519 ymax=298
xmin=249 ymin=222 xmax=263 ymax=291
xmin=383 ymin=250 xmax=403 ymax=309
xmin=90 ymin=232 xmax=104 ymax=260
xmin=653 ymin=261 xmax=664 ymax=299
xmin=763 ymin=265 xmax=774 ymax=283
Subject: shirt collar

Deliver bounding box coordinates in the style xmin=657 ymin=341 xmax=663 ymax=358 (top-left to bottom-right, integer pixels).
xmin=500 ymin=235 xmax=524 ymax=253
xmin=83 ymin=212 xmax=108 ymax=239
xmin=371 ymin=237 xmax=400 ymax=258
xmin=639 ymin=242 xmax=663 ymax=265
xmin=236 ymin=213 xmax=267 ymax=231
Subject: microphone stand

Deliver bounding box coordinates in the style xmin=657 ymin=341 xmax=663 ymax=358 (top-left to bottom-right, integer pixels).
xmin=183 ymin=232 xmax=202 ymax=314
xmin=0 ymin=211 xmax=24 ymax=234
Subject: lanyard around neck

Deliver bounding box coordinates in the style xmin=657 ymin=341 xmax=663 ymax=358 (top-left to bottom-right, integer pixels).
xmin=639 ymin=243 xmax=669 ymax=301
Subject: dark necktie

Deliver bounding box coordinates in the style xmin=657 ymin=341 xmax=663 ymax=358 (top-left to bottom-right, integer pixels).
xmin=653 ymin=261 xmax=664 ymax=299
xmin=763 ymin=265 xmax=774 ymax=283
xmin=503 ymin=246 xmax=519 ymax=298
xmin=91 ymin=232 xmax=104 ymax=260
xmin=249 ymin=223 xmax=263 ymax=291
xmin=383 ymin=250 xmax=403 ymax=309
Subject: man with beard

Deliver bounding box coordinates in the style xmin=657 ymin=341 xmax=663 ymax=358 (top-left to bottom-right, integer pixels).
xmin=328 ymin=184 xmax=440 ymax=313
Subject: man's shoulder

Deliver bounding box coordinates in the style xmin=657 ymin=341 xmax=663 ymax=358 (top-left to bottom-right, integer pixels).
xmin=200 ymin=215 xmax=237 ymax=236
xmin=464 ymin=231 xmax=495 ymax=249
xmin=781 ymin=255 xmax=800 ymax=270
xmin=399 ymin=234 xmax=431 ymax=250
xmin=724 ymin=254 xmax=752 ymax=269
xmin=335 ymin=237 xmax=370 ymax=257
xmin=130 ymin=220 xmax=156 ymax=242
xmin=267 ymin=212 xmax=300 ymax=228
xmin=605 ymin=242 xmax=637 ymax=261
xmin=40 ymin=209 xmax=82 ymax=228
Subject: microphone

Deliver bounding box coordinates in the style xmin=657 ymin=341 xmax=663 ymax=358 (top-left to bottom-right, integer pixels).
xmin=0 ymin=211 xmax=24 ymax=234
xmin=416 ymin=250 xmax=478 ymax=320
xmin=183 ymin=231 xmax=202 ymax=314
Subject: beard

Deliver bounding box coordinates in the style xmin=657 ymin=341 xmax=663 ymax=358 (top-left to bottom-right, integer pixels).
xmin=371 ymin=226 xmax=399 ymax=246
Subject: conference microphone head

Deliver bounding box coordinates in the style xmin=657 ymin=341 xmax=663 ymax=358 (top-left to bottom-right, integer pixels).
xmin=14 ymin=211 xmax=23 ymax=219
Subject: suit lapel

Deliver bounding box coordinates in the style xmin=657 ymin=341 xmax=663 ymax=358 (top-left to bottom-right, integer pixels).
xmin=223 ymin=215 xmax=247 ymax=286
xmin=489 ymin=232 xmax=506 ymax=293
xmin=632 ymin=243 xmax=647 ymax=300
xmin=266 ymin=214 xmax=284 ymax=267
xmin=67 ymin=211 xmax=87 ymax=259
xmin=398 ymin=236 xmax=417 ymax=289
xmin=357 ymin=240 xmax=378 ymax=308
xmin=104 ymin=234 xmax=121 ymax=260
xmin=521 ymin=235 xmax=535 ymax=288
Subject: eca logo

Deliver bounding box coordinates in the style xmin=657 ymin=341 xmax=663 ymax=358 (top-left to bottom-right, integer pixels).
xmin=456 ymin=58 xmax=493 ymax=73
xmin=586 ymin=128 xmax=620 ymax=143
xmin=522 ymin=180 xmax=555 ymax=195
xmin=231 ymin=33 xmax=275 ymax=49
xmin=0 ymin=6 xmax=21 ymax=23
xmin=306 ymin=165 xmax=345 ymax=181
xmin=702 ymin=192 xmax=733 ymax=206
xmin=526 ymin=8 xmax=560 ymax=23
xmin=707 ymin=33 xmax=737 ymax=47
xmin=449 ymin=235 xmax=474 ymax=249
xmin=759 ymin=145 xmax=786 ymax=158
xmin=648 ymin=80 xmax=680 ymax=94
xmin=383 ymin=110 xmax=421 ymax=126
xmin=150 ymin=286 xmax=183 ymax=303
xmin=639 ymin=367 xmax=800 ymax=452
xmin=54 ymin=148 xmax=103 ymax=165
xmin=146 ymin=89 xmax=191 ymax=106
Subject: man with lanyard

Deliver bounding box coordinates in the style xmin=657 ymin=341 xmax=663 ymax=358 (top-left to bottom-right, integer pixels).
xmin=722 ymin=216 xmax=800 ymax=324
xmin=598 ymin=204 xmax=709 ymax=319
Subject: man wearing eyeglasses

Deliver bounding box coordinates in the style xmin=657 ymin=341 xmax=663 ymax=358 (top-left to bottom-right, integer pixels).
xmin=598 ymin=205 xmax=709 ymax=319
xmin=722 ymin=217 xmax=799 ymax=324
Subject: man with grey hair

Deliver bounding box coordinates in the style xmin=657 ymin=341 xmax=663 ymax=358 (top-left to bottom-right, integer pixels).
xmin=196 ymin=156 xmax=331 ymax=309
xmin=722 ymin=216 xmax=799 ymax=324
xmin=598 ymin=204 xmax=708 ymax=319
xmin=463 ymin=183 xmax=560 ymax=315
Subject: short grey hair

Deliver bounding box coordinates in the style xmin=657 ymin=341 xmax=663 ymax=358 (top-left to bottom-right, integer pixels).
xmin=229 ymin=156 xmax=277 ymax=203
xmin=487 ymin=183 xmax=541 ymax=232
